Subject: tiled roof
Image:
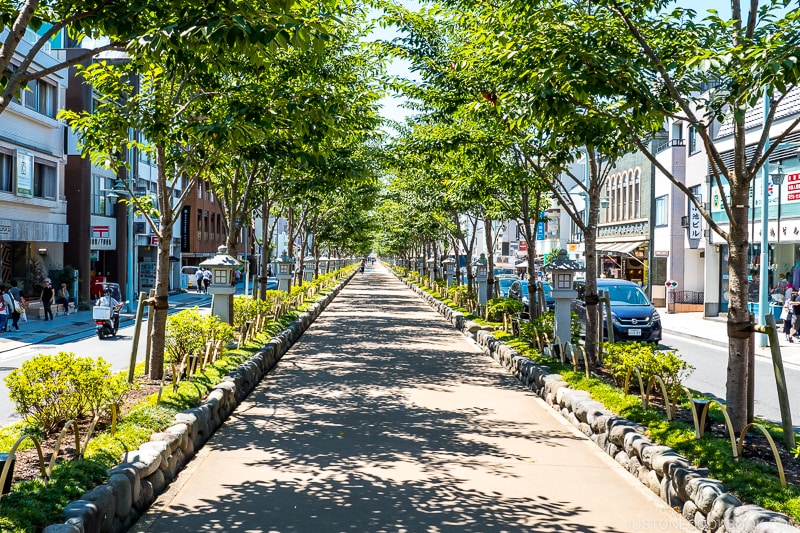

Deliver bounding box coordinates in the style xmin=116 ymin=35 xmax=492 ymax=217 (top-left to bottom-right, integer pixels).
xmin=716 ymin=86 xmax=800 ymax=138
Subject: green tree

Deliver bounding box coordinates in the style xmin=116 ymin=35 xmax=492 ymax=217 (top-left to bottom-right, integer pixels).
xmin=61 ymin=2 xmax=339 ymax=380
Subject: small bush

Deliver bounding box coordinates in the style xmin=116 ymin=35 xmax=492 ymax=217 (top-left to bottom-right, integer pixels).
xmin=603 ymin=342 xmax=694 ymax=410
xmin=485 ymin=297 xmax=523 ymax=322
xmin=525 ymin=310 xmax=582 ymax=344
xmin=4 ymin=352 xmax=127 ymax=432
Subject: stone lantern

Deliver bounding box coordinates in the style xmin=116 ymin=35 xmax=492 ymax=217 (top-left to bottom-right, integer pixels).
xmin=473 ymin=253 xmax=488 ymax=312
xmin=543 ymin=249 xmax=584 ymax=345
xmin=319 ymin=255 xmax=329 ymax=274
xmin=199 ymin=245 xmax=241 ymax=325
xmin=416 ymin=257 xmax=425 ymax=277
xmin=303 ymin=256 xmax=316 ymax=283
xmin=426 ymin=256 xmax=436 ymax=284
xmin=442 ymin=257 xmax=456 ymax=288
xmin=276 ymin=252 xmax=293 ymax=293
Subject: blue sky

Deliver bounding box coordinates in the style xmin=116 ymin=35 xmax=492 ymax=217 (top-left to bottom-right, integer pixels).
xmin=373 ymin=1 xmax=735 ymax=125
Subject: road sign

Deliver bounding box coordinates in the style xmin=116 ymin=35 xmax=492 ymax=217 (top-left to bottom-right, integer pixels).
xmin=666 ymin=280 xmax=678 ymax=289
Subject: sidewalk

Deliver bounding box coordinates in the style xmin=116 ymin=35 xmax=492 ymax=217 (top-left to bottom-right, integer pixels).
xmin=134 ymin=262 xmax=691 ymax=532
xmin=658 ymin=307 xmax=800 ymax=367
xmin=0 ymin=290 xmax=214 ymax=352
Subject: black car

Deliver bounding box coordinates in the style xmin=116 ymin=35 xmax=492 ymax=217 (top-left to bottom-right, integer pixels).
xmin=571 ymin=279 xmax=661 ymax=343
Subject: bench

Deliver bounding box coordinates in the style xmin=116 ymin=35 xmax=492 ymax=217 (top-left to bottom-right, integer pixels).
xmin=23 ymin=300 xmax=44 ymax=319
xmin=19 ymin=300 xmax=74 ymax=319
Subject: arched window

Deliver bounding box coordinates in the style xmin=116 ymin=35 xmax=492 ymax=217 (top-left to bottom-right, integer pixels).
xmin=622 ymin=173 xmax=628 ymax=220
xmin=634 ymin=170 xmax=641 ymax=218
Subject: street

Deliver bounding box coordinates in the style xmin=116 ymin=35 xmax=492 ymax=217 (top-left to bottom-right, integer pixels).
xmin=0 ymin=291 xmax=214 ymax=428
xmin=661 ymin=332 xmax=800 ymax=430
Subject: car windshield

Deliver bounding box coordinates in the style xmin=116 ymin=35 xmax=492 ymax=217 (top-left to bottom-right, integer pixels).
xmin=499 ymin=278 xmax=514 ymax=288
xmin=605 ymin=285 xmax=649 ymax=306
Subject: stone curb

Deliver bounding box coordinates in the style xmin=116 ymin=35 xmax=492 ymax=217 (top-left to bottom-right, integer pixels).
xmin=42 ymin=273 xmax=356 ymax=533
xmin=398 ymin=275 xmax=799 ymax=533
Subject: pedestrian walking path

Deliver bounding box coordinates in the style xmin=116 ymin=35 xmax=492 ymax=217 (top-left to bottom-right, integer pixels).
xmin=133 ymin=263 xmax=690 ymax=532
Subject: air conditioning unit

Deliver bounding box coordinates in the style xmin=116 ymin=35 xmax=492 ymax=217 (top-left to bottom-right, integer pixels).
xmin=680 ymin=216 xmax=689 ymax=228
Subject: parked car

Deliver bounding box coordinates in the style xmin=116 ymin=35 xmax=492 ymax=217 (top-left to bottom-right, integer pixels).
xmin=571 ymin=279 xmax=661 ymax=343
xmin=497 ymin=277 xmax=516 ymax=298
xmin=538 ymin=281 xmax=555 ymax=310
xmin=508 ymin=280 xmax=529 ymax=309
xmin=509 ymin=280 xmax=555 ymax=311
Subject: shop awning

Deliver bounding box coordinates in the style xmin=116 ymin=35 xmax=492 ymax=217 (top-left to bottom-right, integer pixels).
xmin=597 ymin=241 xmax=646 ymax=255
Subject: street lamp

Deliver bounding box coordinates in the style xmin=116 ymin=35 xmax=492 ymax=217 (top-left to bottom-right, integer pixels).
xmin=770 ymin=163 xmax=785 ymax=243
xmin=106 ymin=179 xmax=135 ymax=313
xmin=473 ymin=253 xmax=488 ymax=314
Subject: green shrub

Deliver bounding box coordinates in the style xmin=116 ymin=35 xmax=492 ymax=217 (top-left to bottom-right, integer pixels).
xmin=603 ymin=342 xmax=694 ymax=410
xmin=4 ymin=352 xmax=127 ymax=432
xmin=165 ymin=308 xmax=238 ymax=370
xmin=485 ymin=297 xmax=523 ymax=322
xmin=524 ymin=310 xmax=582 ymax=344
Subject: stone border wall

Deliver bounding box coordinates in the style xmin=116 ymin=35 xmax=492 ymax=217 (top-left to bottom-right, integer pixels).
xmin=401 ymin=277 xmax=799 ymax=533
xmin=43 ymin=274 xmax=354 ymax=533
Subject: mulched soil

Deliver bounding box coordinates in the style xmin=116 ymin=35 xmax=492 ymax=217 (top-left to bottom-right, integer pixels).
xmin=7 ymin=377 xmax=163 ymax=484
xmin=589 ymin=364 xmax=800 ymax=487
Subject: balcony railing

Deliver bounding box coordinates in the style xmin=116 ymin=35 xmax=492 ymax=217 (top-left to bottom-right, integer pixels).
xmin=656 ymin=138 xmax=686 ymax=154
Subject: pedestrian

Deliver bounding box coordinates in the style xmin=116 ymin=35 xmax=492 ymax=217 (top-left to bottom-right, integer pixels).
xmin=8 ymin=280 xmax=22 ymax=330
xmin=789 ymin=290 xmax=800 ymax=342
xmin=783 ymin=284 xmax=794 ymax=341
xmin=0 ymin=287 xmax=9 ymax=333
xmin=40 ymin=277 xmax=54 ymax=321
xmin=55 ymin=283 xmax=70 ymax=315
xmin=772 ymin=273 xmax=788 ymax=301
xmin=195 ymin=268 xmax=203 ymax=294
xmin=203 ymin=268 xmax=212 ymax=293
xmin=234 ymin=268 xmax=241 ymax=286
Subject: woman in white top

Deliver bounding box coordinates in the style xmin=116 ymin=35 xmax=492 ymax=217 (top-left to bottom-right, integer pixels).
xmin=0 ymin=287 xmax=10 ymax=333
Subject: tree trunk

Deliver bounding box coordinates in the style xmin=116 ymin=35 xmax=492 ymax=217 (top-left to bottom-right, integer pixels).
xmin=147 ymin=143 xmax=173 ymax=381
xmin=484 ymin=216 xmax=496 ymax=298
xmin=725 ymin=162 xmax=754 ymax=433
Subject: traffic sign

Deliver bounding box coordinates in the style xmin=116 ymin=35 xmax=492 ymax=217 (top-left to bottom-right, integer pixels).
xmin=666 ymin=280 xmax=678 ymax=289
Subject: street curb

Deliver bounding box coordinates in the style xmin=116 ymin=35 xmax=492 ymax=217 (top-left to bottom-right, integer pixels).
xmin=662 ymin=328 xmax=730 ymax=349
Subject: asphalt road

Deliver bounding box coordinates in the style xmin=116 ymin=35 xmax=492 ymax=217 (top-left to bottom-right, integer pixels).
xmin=661 ymin=332 xmax=800 ymax=430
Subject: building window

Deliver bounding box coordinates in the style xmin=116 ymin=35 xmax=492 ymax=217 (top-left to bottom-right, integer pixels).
xmin=655 ymin=195 xmax=668 ymax=227
xmin=634 ymin=171 xmax=640 ymax=218
xmin=91 ymin=174 xmax=114 ymax=215
xmin=688 ymin=125 xmax=698 ymax=154
xmin=33 ymin=161 xmax=56 ymax=199
xmin=0 ymin=152 xmax=12 ymax=192
xmin=23 ymin=79 xmax=57 ymax=118
xmin=197 ymin=209 xmax=202 ymax=240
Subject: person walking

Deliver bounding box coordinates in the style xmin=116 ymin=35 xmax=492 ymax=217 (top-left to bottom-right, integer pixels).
xmin=8 ymin=280 xmax=22 ymax=330
xmin=0 ymin=287 xmax=9 ymax=333
xmin=40 ymin=278 xmax=54 ymax=321
xmin=195 ymin=268 xmax=203 ymax=294
xmin=203 ymin=268 xmax=212 ymax=293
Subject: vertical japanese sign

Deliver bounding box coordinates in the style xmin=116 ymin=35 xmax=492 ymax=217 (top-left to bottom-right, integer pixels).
xmin=688 ymin=199 xmax=702 ymax=239
xmin=15 ymin=149 xmax=33 ymax=197
xmin=181 ymin=206 xmax=190 ymax=252
xmin=535 ymin=212 xmax=545 ymax=240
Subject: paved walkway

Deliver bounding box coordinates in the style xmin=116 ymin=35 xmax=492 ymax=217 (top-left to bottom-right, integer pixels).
xmin=133 ymin=263 xmax=691 ymax=532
